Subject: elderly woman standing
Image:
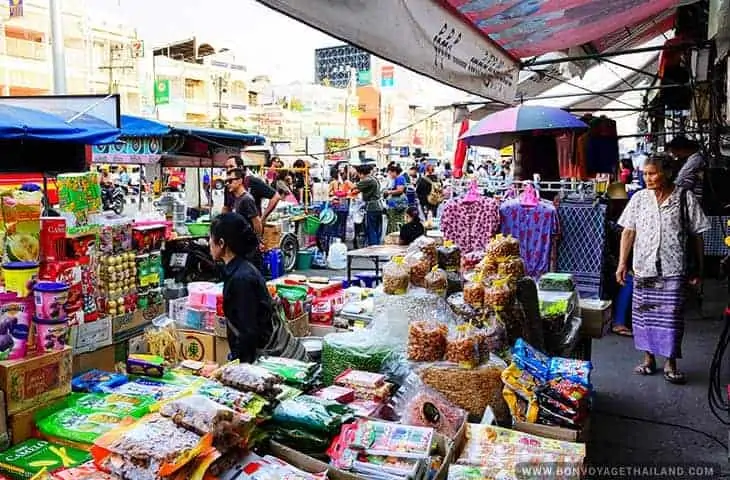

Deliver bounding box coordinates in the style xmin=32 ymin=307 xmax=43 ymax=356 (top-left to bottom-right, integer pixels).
xmin=616 ymin=155 xmax=710 ymax=384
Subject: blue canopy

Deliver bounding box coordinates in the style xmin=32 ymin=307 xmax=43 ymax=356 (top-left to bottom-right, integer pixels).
xmin=171 ymin=124 xmax=266 ymax=146
xmin=0 ymin=104 xmax=120 ymax=144
xmin=120 ymin=115 xmax=171 ymax=137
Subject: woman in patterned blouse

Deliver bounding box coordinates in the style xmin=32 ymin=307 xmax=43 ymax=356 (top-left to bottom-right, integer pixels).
xmin=616 ymin=155 xmax=710 ymax=384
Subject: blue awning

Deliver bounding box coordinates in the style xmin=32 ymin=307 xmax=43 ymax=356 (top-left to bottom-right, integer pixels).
xmin=0 ymin=104 xmax=120 ymax=144
xmin=171 ymin=124 xmax=266 ymax=146
xmin=120 ymin=115 xmax=171 ymax=137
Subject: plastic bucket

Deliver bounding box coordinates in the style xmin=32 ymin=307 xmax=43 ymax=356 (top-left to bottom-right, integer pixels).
xmin=0 ymin=293 xmax=33 ymax=360
xmin=2 ymin=262 xmax=39 ymax=297
xmin=33 ymin=317 xmax=70 ymax=353
xmin=33 ymin=281 xmax=69 ymax=321
xmin=303 ymin=215 xmax=321 ymax=235
xmin=296 ymin=251 xmax=313 ymax=270
xmin=355 ymin=272 xmax=378 ymax=288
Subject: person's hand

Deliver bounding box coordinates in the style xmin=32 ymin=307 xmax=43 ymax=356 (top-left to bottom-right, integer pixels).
xmin=616 ymin=264 xmax=628 ymax=286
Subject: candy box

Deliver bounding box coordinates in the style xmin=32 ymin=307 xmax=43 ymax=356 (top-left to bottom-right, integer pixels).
xmin=71 ymin=369 xmax=127 ymax=394
xmin=126 ymin=354 xmax=165 ymax=378
xmin=0 ymin=439 xmax=89 ymax=479
xmin=0 ymin=347 xmax=72 ymax=415
xmin=132 ymin=225 xmax=165 ymax=254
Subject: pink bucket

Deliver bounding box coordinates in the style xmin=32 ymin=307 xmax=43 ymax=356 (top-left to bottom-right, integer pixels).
xmin=33 ymin=281 xmax=69 ymax=321
xmin=33 ymin=317 xmax=70 ymax=353
xmin=0 ymin=293 xmax=32 ymax=360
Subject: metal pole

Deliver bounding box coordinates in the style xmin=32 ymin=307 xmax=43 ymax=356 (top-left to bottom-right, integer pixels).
xmin=49 ymin=0 xmax=67 ymax=94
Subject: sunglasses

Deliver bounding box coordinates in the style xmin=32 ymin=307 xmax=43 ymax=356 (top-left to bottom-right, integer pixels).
xmin=225 ymin=178 xmax=240 ymax=185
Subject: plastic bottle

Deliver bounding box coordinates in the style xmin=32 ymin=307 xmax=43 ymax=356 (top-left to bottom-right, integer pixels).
xmin=327 ymin=238 xmax=348 ymax=270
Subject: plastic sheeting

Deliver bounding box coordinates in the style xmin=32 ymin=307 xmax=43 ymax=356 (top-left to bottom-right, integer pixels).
xmin=0 ymin=104 xmax=119 ymax=144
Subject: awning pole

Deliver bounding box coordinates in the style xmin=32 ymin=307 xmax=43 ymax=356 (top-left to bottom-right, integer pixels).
xmin=598 ymin=57 xmax=661 ymax=81
xmin=49 ymin=0 xmax=67 ymax=94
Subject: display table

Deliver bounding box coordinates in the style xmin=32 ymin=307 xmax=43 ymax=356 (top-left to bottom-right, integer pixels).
xmin=346 ymin=245 xmax=408 ymax=283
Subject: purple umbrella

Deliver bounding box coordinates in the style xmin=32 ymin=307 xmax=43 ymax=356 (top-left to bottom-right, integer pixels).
xmin=459 ymin=105 xmax=588 ymax=149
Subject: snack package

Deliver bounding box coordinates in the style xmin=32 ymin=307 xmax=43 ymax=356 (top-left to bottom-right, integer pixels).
xmin=312 ymin=385 xmax=355 ymax=404
xmin=483 ymin=277 xmax=514 ymax=310
xmin=255 ymin=356 xmax=319 ymax=388
xmin=502 ymin=385 xmax=539 ymax=423
xmin=407 ymin=236 xmax=438 ymax=267
xmin=382 ymin=257 xmax=410 ymax=295
xmin=73 ymin=393 xmax=155 ymax=418
xmin=52 ymin=462 xmax=117 ymax=480
xmin=548 ymin=357 xmax=593 ymax=387
xmin=265 ymin=425 xmax=332 ymax=454
xmin=110 ymin=377 xmax=190 ymax=402
xmin=197 ymin=381 xmax=269 ymax=418
xmin=407 ymin=320 xmax=448 ymax=362
xmin=321 ymin=331 xmax=394 ymax=385
xmin=0 ymin=439 xmax=89 ymax=479
xmin=437 ymin=242 xmax=461 ymax=272
xmin=477 ymin=313 xmax=508 ymax=355
xmin=424 ymin=267 xmax=448 ymax=297
xmin=446 ymin=271 xmax=463 ymax=296
xmin=460 ymin=251 xmax=484 ymax=273
xmin=392 ymin=373 xmax=466 ymax=438
xmin=537 ymin=378 xmax=591 ymax=412
xmin=215 ymin=363 xmax=283 ymax=399
xmin=347 ymin=399 xmax=384 ymax=418
xmin=334 ymin=369 xmax=385 ymax=390
xmin=37 ymin=407 xmax=128 ymax=445
xmin=445 ymin=325 xmax=480 ymax=369
xmin=463 ymin=272 xmax=484 ymax=308
xmin=272 ymin=395 xmax=354 ymax=434
xmin=538 ymin=273 xmax=576 ymax=292
xmin=477 ymin=257 xmax=499 ymax=277
xmin=347 ymin=420 xmax=434 ymax=458
xmin=405 ymin=251 xmax=430 ymax=288
xmin=500 ymin=363 xmax=539 ymax=399
xmin=512 ymin=338 xmax=550 ymax=382
xmin=3 ymin=190 xmax=42 ymax=263
xmin=446 ymin=293 xmax=483 ymax=325
xmin=485 ymin=234 xmax=520 ymax=262
xmin=126 ymin=354 xmax=165 ymax=378
xmin=498 ymin=257 xmax=525 ymax=279
xmin=71 ymin=370 xmax=127 ymax=394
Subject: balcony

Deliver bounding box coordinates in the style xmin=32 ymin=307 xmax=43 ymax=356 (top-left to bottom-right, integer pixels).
xmin=4 ymin=37 xmax=47 ymax=61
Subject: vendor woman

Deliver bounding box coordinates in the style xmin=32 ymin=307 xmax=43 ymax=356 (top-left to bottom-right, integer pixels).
xmin=211 ymin=213 xmax=309 ymax=363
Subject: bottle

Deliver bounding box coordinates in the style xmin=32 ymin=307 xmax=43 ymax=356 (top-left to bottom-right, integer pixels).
xmin=327 ymin=239 xmax=348 ymax=270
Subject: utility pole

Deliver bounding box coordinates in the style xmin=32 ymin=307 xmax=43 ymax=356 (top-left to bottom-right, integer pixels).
xmin=99 ymin=43 xmax=133 ymax=94
xmin=212 ymin=74 xmax=229 ymax=129
xmin=49 ymin=0 xmax=67 ymax=93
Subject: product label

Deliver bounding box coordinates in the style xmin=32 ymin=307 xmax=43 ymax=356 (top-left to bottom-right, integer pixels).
xmin=24 ymin=363 xmax=60 ymax=399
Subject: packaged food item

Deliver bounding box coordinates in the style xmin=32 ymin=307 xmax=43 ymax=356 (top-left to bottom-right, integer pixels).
xmin=392 ymin=373 xmax=466 ymax=438
xmin=215 ymin=363 xmax=283 ymax=400
xmin=477 ymin=257 xmax=499 ymax=277
xmin=347 ymin=400 xmax=384 ymax=418
xmin=477 ymin=313 xmax=508 ymax=355
xmin=419 ymin=358 xmax=510 ymax=421
xmin=405 ymin=251 xmax=430 ymax=288
xmin=334 ymin=369 xmax=385 ymax=389
xmin=512 ymin=338 xmax=550 ymax=382
xmin=460 ymin=250 xmax=484 ymax=273
xmin=407 ymin=236 xmax=438 ymax=267
xmin=276 ymin=384 xmax=303 ymax=403
xmin=73 ymin=393 xmax=154 ymax=418
xmin=424 ymin=267 xmax=448 ymax=296
xmin=437 ymin=242 xmax=461 ymax=272
xmin=37 ymin=407 xmax=127 ymax=445
xmin=500 ymin=363 xmax=539 ymax=399
xmin=407 ymin=320 xmax=448 ymax=362
xmin=272 ymin=395 xmax=354 ymax=434
xmin=110 ymin=377 xmax=190 ymax=402
xmin=502 ymin=386 xmax=539 ymax=423
xmin=255 ymin=356 xmax=319 ymax=388
xmin=312 ymin=385 xmax=356 ymax=404
xmin=0 ymin=440 xmax=89 ymax=479
xmin=537 ymin=378 xmax=590 ymax=412
xmin=3 ymin=190 xmax=43 ymax=263
xmin=483 ymin=277 xmax=514 ymax=310
xmin=382 ymin=257 xmax=410 ymax=295
xmin=126 ymin=354 xmax=165 ymax=378
xmin=264 ymin=425 xmax=332 ymax=454
xmin=52 ymin=462 xmax=117 ymax=480
xmin=498 ymin=257 xmax=525 ymax=279
xmin=485 ymin=234 xmax=520 ymax=262
xmin=446 ymin=271 xmax=463 ymax=296
xmin=463 ymin=280 xmax=484 ymax=308
xmin=446 ymin=293 xmax=482 ymax=325
xmin=538 ymin=273 xmax=576 ymax=292
xmin=197 ymin=381 xmax=269 ymax=418
xmin=548 ymin=357 xmax=593 ymax=387
xmin=348 ymin=420 xmax=434 ymax=458
xmin=321 ymin=332 xmax=394 ymax=386
xmin=445 ymin=325 xmax=480 ymax=368
xmin=71 ymin=370 xmax=128 ymax=393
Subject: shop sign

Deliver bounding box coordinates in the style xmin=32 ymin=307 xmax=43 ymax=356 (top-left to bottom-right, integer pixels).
xmin=325 ymin=137 xmax=350 ymax=161
xmin=92 ymin=136 xmax=163 ymax=165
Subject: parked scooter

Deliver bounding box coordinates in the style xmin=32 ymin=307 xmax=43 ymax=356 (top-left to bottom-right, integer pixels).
xmin=102 ymin=184 xmax=125 ymax=214
xmin=162 ymin=236 xmax=222 ymax=284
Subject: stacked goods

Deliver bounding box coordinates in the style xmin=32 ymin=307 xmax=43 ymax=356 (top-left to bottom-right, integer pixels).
xmin=538 ymin=273 xmax=576 ymax=292
xmin=321 ymin=331 xmax=393 ymax=386
xmin=57 ymin=173 xmax=101 ymax=225
xmin=2 ymin=190 xmax=43 ymax=264
xmin=334 ymin=369 xmax=393 ymax=403
xmin=0 ymin=439 xmax=89 ymax=479
xmin=196 ymin=381 xmax=269 ymax=419
xmin=255 ymin=356 xmax=320 ymax=390
xmin=382 ymin=257 xmax=409 ymax=295
xmin=449 ymin=424 xmax=586 ymax=480
xmin=408 ymin=236 xmax=438 ymax=268
xmin=407 ymin=321 xmax=448 ymax=362
xmin=424 ymin=267 xmax=448 ymax=297
xmin=437 ymin=242 xmax=461 ymax=272
xmin=97 ymin=252 xmax=137 ymax=317
xmin=214 ymin=364 xmax=284 ymax=402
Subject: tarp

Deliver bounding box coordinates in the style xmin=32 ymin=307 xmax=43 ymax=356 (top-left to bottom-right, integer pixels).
xmin=120 ymin=115 xmax=171 ymax=137
xmin=445 ymin=0 xmax=683 ymax=58
xmin=256 ymin=0 xmax=520 ymax=104
xmin=171 ymin=125 xmax=266 ymax=146
xmin=0 ymin=104 xmax=120 ymax=144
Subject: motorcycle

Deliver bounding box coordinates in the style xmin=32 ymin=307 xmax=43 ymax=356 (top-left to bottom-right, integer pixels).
xmin=102 ymin=184 xmax=125 ymax=214
xmin=162 ymin=236 xmax=222 ymax=284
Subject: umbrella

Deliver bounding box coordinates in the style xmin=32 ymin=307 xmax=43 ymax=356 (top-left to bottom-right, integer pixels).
xmin=459 ymin=105 xmax=588 ymax=149
xmin=0 ymin=104 xmax=120 ymax=144
xmin=452 ymin=118 xmax=470 ymax=179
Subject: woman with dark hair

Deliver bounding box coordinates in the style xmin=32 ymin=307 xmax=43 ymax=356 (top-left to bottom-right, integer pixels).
xmin=292 ymin=159 xmax=307 ymax=203
xmin=619 ymin=157 xmax=634 ymax=184
xmin=617 ymin=155 xmax=709 ymax=384
xmin=351 ymin=164 xmax=383 ymax=246
xmin=399 ymin=206 xmax=425 ymax=245
xmin=210 ymin=213 xmax=308 ymax=363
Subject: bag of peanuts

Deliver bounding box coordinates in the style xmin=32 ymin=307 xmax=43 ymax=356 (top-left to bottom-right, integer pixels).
xmin=382 ymin=256 xmax=410 ymax=295
xmin=407 ymin=235 xmax=438 ymax=267
xmin=407 ymin=320 xmax=448 ymax=362
xmin=405 ymin=251 xmax=431 ymax=288
xmin=485 ymin=234 xmax=520 ymax=262
xmin=463 ymin=273 xmax=484 ymax=308
xmin=498 ymin=256 xmax=525 ymax=279
xmin=424 ymin=266 xmax=448 ymax=297
xmin=484 ymin=277 xmax=514 ymax=311
xmin=460 ymin=250 xmax=484 ymax=273
xmin=445 ymin=324 xmax=481 ymax=369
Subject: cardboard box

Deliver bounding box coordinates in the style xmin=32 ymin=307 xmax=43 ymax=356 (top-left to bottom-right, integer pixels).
xmin=180 ymin=329 xmax=216 ymax=362
xmin=0 ymin=393 xmax=9 ymax=450
xmin=0 ymin=347 xmax=72 ymax=416
xmin=579 ymin=299 xmax=612 ymax=338
xmin=73 ymin=317 xmax=113 ymax=355
xmin=513 ymin=417 xmax=591 ymax=443
xmin=72 ymin=344 xmax=116 ymax=374
xmin=112 ymin=304 xmax=165 ymax=336
xmin=215 ymin=337 xmax=230 ymax=365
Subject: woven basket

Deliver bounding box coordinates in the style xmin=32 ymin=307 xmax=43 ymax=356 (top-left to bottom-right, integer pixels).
xmin=287 ymin=312 xmax=311 ymax=338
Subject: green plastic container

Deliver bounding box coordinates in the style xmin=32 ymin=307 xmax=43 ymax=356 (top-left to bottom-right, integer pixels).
xmin=303 ymin=215 xmax=321 ymax=235
xmin=186 ymin=222 xmax=210 ymax=236
xmin=296 ymin=251 xmax=313 ymax=270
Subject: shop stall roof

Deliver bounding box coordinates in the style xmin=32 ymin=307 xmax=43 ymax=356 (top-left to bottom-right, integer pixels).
xmin=170 ymin=125 xmax=266 ymax=146
xmin=0 ymin=104 xmax=120 ymax=144
xmin=120 ymin=115 xmax=171 ymax=137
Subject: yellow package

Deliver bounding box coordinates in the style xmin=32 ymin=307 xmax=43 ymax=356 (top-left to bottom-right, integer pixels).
xmin=502 ymin=386 xmax=538 ymax=423
xmin=3 ymin=190 xmax=42 ymax=263
xmin=501 ymin=362 xmax=539 ymax=399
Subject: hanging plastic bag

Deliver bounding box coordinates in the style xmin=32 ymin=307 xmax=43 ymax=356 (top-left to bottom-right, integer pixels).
xmin=382 ymin=256 xmax=410 ymax=295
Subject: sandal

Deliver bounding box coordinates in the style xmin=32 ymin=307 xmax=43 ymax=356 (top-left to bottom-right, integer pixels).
xmin=633 ymin=363 xmax=656 ymax=375
xmin=663 ymin=370 xmax=687 ymax=385
xmin=612 ymin=326 xmax=633 ymax=337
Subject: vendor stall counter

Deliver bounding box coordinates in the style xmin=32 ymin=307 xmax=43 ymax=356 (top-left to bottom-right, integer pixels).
xmin=346 ymin=245 xmax=408 ymax=284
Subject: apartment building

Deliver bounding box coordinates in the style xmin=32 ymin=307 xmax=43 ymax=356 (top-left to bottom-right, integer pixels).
xmin=0 ymin=0 xmax=143 ymax=114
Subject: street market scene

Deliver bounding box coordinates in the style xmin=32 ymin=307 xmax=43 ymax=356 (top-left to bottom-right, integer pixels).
xmin=0 ymin=0 xmax=728 ymax=478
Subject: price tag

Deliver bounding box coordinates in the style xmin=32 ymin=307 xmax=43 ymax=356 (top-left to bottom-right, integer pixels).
xmin=170 ymin=253 xmax=188 ymax=268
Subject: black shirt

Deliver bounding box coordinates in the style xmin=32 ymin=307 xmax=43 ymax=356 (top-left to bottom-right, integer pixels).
xmin=222 ymin=256 xmax=274 ymax=363
xmin=400 ymin=219 xmax=425 ymax=245
xmin=232 ymin=191 xmax=258 ymax=221
xmin=224 ymin=175 xmax=277 ymax=215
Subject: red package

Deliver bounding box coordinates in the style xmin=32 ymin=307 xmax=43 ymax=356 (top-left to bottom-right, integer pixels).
xmin=313 ymin=385 xmax=356 ymax=404
xmin=335 ymin=369 xmax=385 ymax=389
xmin=40 ymin=217 xmax=67 ymax=262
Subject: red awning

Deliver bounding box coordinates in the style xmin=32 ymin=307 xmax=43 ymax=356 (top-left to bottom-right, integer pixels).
xmin=443 ymin=0 xmax=682 ymax=58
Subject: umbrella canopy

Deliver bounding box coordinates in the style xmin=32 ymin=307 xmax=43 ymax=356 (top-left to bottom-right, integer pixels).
xmin=0 ymin=104 xmax=120 ymax=144
xmin=460 ymin=105 xmax=588 ymax=149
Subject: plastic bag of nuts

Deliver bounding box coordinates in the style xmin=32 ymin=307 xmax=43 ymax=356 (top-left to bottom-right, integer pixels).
xmin=407 ymin=320 xmax=448 ymax=362
xmin=463 ymin=279 xmax=484 ymax=308
xmin=424 ymin=267 xmax=448 ymax=297
xmin=477 ymin=257 xmax=499 ymax=277
xmin=498 ymin=256 xmax=525 ymax=279
xmin=437 ymin=242 xmax=461 ymax=272
xmin=484 ymin=277 xmax=514 ymax=310
xmin=407 ymin=236 xmax=438 ymax=267
xmin=382 ymin=257 xmax=410 ymax=295
xmin=445 ymin=325 xmax=481 ymax=368
xmin=405 ymin=251 xmax=431 ymax=288
xmin=485 ymin=234 xmax=520 ymax=262
xmin=460 ymin=250 xmax=484 ymax=273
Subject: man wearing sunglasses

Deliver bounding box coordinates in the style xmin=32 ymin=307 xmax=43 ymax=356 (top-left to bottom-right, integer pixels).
xmin=223 ymin=156 xmax=281 ymax=221
xmin=226 ymin=168 xmax=264 ymax=270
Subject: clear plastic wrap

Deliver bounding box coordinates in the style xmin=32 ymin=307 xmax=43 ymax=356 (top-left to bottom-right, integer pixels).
xmin=463 ymin=280 xmax=484 ymax=308
xmin=407 ymin=235 xmax=438 ymax=267
xmin=424 ymin=267 xmax=448 ymax=297
xmin=445 ymin=325 xmax=480 ymax=368
xmin=407 ymin=320 xmax=448 ymax=362
xmin=446 ymin=293 xmax=483 ymax=325
xmin=391 ymin=373 xmax=466 ymax=438
xmin=437 ymin=243 xmax=461 ymax=272
xmin=485 ymin=234 xmax=521 ymax=261
xmin=215 ymin=364 xmax=283 ymax=399
xmin=405 ymin=251 xmax=431 ymax=288
xmin=477 ymin=257 xmax=499 ymax=277
xmin=321 ymin=331 xmax=394 ymax=385
xmin=446 ymin=271 xmax=463 ymax=296
xmin=498 ymin=256 xmax=525 ymax=279
xmin=460 ymin=250 xmax=484 ymax=273
xmin=255 ymin=356 xmax=319 ymax=388
xmin=382 ymin=257 xmax=410 ymax=295
xmin=272 ymin=395 xmax=354 ymax=434
xmin=419 ymin=356 xmax=510 ymax=421
xmin=538 ymin=273 xmax=576 ymax=292
xmin=477 ymin=312 xmax=508 ymax=355
xmin=483 ymin=277 xmax=514 ymax=310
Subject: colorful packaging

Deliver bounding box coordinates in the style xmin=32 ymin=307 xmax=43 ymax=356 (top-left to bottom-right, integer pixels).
xmin=126 ymin=354 xmax=165 ymax=378
xmin=334 ymin=369 xmax=385 ymax=390
xmin=33 ymin=318 xmax=69 ymax=353
xmin=71 ymin=370 xmax=128 ymax=394
xmin=347 ymin=420 xmax=434 ymax=459
xmin=33 ymin=282 xmax=69 ymax=321
xmin=548 ymin=357 xmax=593 ymax=386
xmin=0 ymin=439 xmax=89 ymax=479
xmin=312 ymin=385 xmax=355 ymax=404
xmin=36 ymin=407 xmax=127 ymax=445
xmin=0 ymin=293 xmax=32 ymax=360
xmin=73 ymin=393 xmax=154 ymax=417
xmin=3 ymin=191 xmax=42 ymax=264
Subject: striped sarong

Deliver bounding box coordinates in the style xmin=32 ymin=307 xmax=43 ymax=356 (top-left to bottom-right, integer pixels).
xmin=632 ymin=276 xmax=686 ymax=359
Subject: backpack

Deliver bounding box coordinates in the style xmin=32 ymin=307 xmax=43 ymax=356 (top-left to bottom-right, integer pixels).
xmin=425 ymin=177 xmax=444 ymax=205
